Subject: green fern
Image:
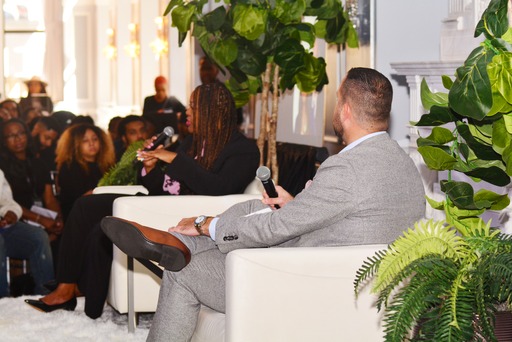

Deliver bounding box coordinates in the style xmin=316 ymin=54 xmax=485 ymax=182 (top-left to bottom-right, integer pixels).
xmin=372 ymin=220 xmax=465 ymax=293
xmin=354 ymin=219 xmax=512 ymax=342
xmin=97 ymin=141 xmax=144 ymax=186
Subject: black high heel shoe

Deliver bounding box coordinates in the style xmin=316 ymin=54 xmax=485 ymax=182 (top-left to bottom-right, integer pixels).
xmin=25 ymin=297 xmax=77 ymax=313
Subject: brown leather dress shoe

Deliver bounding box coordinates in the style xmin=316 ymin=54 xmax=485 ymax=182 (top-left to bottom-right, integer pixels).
xmin=101 ymin=216 xmax=191 ymax=271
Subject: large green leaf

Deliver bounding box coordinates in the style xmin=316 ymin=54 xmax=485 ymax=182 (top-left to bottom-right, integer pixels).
xmin=501 ymin=142 xmax=512 ymax=175
xmin=304 ymin=0 xmax=339 ymax=19
xmin=463 ymin=166 xmax=510 ymax=186
xmin=418 ymin=146 xmax=457 ymax=171
xmin=415 ymin=106 xmax=456 ymax=126
xmin=323 ymin=10 xmax=347 ymax=44
xmin=164 ymin=0 xmax=183 ymax=16
xmin=236 ymin=45 xmax=266 ymax=76
xmin=232 ymin=4 xmax=267 ymax=40
xmin=272 ymin=0 xmax=306 ymax=25
xmin=474 ymin=189 xmax=510 ymax=210
xmin=294 ymin=23 xmax=316 ymax=48
xmin=293 ymin=53 xmax=327 ymax=93
xmin=474 ymin=0 xmax=509 ymax=39
xmin=441 ymin=180 xmax=483 ymax=210
xmin=468 ymin=121 xmax=493 ymax=145
xmin=203 ymin=6 xmax=227 ymax=31
xmin=487 ymin=52 xmax=512 ymax=112
xmin=449 ymin=46 xmax=495 ymax=120
xmin=274 ymin=39 xmax=306 ymax=74
xmin=210 ymin=38 xmax=238 ymax=66
xmin=423 ymin=126 xmax=456 ymax=145
xmin=457 ymin=123 xmax=501 ymax=161
xmin=492 ymin=116 xmax=512 ymax=154
xmin=170 ymin=4 xmax=196 ymax=32
xmin=421 ymin=78 xmax=449 ymax=110
xmin=442 ymin=75 xmax=454 ymax=90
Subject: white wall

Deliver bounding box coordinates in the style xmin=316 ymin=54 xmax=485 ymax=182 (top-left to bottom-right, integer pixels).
xmin=375 ymin=0 xmax=449 ymax=146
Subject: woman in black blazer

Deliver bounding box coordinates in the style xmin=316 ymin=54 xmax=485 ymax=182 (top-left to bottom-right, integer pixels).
xmin=26 ymin=83 xmax=260 ymax=317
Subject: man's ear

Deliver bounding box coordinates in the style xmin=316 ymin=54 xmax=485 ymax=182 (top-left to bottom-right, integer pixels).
xmin=121 ymin=135 xmax=128 ymax=147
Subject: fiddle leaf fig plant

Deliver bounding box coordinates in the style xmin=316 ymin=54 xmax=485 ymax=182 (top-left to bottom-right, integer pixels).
xmin=164 ymin=0 xmax=358 ymax=180
xmin=355 ymin=1 xmax=512 ymax=341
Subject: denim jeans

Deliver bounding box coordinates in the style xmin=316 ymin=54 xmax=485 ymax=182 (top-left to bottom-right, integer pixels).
xmin=0 ymin=221 xmax=54 ymax=297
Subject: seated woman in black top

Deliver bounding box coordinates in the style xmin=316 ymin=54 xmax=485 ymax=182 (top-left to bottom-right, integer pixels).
xmin=55 ymin=123 xmax=115 ymax=221
xmin=0 ymin=119 xmax=63 ymax=241
xmin=26 ymin=83 xmax=260 ymax=317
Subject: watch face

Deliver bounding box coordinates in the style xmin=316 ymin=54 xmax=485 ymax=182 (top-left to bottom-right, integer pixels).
xmin=194 ymin=215 xmax=206 ymax=226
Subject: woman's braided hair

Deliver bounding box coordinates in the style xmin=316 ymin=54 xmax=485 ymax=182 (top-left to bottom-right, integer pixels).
xmin=189 ymin=83 xmax=237 ymax=170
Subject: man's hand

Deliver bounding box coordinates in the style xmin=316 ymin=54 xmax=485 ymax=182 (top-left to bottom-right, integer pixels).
xmin=0 ymin=211 xmax=18 ymax=228
xmin=262 ymin=185 xmax=294 ymax=209
xmin=169 ymin=217 xmax=211 ymax=237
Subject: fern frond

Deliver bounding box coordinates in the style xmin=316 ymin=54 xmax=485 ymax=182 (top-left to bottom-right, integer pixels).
xmin=432 ymin=284 xmax=475 ymax=342
xmin=383 ymin=271 xmax=446 ymax=342
xmin=373 ymin=220 xmax=465 ymax=293
xmin=474 ymin=265 xmax=498 ymax=342
xmin=97 ymin=141 xmax=144 ymax=186
xmin=485 ymin=253 xmax=512 ymax=302
xmin=354 ymin=249 xmax=386 ymax=297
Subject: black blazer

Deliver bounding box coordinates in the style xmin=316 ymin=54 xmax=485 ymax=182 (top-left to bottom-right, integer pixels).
xmin=141 ymin=131 xmax=259 ymax=196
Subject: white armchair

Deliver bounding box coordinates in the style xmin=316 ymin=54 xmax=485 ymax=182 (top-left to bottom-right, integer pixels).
xmin=101 ymin=183 xmax=385 ymax=340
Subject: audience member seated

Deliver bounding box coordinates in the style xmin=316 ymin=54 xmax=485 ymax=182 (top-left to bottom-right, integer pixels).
xmin=0 ymin=99 xmax=20 ymax=120
xmin=25 ymin=83 xmax=260 ymax=319
xmin=107 ymin=116 xmax=123 ymax=157
xmin=31 ymin=116 xmax=62 ymax=173
xmin=51 ymin=110 xmax=76 ymax=133
xmin=71 ymin=115 xmax=94 ymax=126
xmin=55 ymin=123 xmax=115 ymax=222
xmin=0 ymin=108 xmax=10 ymax=122
xmin=0 ymin=119 xmax=63 ymax=265
xmin=19 ymin=76 xmax=53 ymax=116
xmin=102 ymin=68 xmax=427 ymax=341
xmin=142 ymin=76 xmax=186 ymax=134
xmin=0 ymin=169 xmax=54 ymax=297
xmin=114 ymin=115 xmax=148 ymax=161
xmin=22 ymin=107 xmax=42 ymax=127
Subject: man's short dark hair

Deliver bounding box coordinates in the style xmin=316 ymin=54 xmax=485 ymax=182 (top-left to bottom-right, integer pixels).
xmin=341 ymin=67 xmax=393 ymax=131
xmin=118 ymin=115 xmax=145 ymax=137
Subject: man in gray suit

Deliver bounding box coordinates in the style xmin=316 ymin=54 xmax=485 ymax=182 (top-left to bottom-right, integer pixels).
xmin=102 ymin=67 xmax=425 ymax=341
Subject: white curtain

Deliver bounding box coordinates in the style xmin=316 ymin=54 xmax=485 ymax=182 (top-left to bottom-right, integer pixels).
xmin=44 ymin=0 xmax=64 ymax=102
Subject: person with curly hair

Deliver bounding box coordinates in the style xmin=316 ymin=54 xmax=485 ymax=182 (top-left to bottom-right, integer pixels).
xmin=55 ymin=123 xmax=115 ymax=221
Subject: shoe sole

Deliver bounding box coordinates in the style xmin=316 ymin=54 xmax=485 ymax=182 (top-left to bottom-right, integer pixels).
xmin=101 ymin=217 xmax=187 ymax=272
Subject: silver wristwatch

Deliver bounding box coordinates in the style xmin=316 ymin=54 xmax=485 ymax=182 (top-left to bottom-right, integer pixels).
xmin=194 ymin=215 xmax=209 ymax=235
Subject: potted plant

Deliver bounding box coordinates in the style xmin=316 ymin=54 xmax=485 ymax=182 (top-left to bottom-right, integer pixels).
xmin=163 ymin=0 xmax=358 ymax=180
xmin=354 ymin=0 xmax=512 ymax=340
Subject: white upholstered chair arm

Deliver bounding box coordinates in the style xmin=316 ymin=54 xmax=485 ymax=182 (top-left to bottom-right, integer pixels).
xmin=93 ymin=185 xmax=149 ymax=195
xmin=224 ymin=245 xmax=386 ymax=342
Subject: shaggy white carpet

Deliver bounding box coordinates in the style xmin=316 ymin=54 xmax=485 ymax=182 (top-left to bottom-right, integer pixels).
xmin=0 ymin=296 xmax=150 ymax=341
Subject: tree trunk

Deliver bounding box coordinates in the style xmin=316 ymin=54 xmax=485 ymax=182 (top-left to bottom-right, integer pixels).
xmin=257 ymin=62 xmax=272 ymax=166
xmin=269 ymin=64 xmax=279 ymax=183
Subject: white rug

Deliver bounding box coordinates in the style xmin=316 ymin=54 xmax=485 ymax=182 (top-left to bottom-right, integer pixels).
xmin=0 ymin=296 xmax=150 ymax=341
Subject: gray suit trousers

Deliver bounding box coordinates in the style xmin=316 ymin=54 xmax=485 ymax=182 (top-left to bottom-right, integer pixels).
xmin=148 ymin=235 xmax=224 ymax=342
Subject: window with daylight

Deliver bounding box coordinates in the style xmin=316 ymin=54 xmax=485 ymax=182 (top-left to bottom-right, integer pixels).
xmin=3 ymin=0 xmax=46 ymax=100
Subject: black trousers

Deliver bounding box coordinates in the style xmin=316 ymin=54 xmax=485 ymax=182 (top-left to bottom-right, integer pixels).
xmin=56 ymin=193 xmax=126 ymax=318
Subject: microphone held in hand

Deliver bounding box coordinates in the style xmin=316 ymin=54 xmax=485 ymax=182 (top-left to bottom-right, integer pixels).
xmin=143 ymin=126 xmax=174 ymax=151
xmin=256 ymin=166 xmax=280 ymax=209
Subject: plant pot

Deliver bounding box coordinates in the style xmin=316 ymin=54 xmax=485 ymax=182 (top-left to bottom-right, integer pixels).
xmin=413 ymin=311 xmax=512 ymax=341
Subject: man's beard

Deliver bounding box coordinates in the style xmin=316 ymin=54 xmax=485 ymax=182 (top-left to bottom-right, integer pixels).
xmin=333 ymin=114 xmax=343 ymax=141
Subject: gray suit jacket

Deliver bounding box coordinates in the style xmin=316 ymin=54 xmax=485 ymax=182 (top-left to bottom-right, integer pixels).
xmin=215 ymin=133 xmax=425 ymax=253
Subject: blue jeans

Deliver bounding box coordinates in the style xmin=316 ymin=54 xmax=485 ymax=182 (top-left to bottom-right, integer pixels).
xmin=0 ymin=221 xmax=54 ymax=297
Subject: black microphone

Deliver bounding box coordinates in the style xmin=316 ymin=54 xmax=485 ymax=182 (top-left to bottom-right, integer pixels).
xmin=143 ymin=126 xmax=174 ymax=151
xmin=256 ymin=166 xmax=280 ymax=209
